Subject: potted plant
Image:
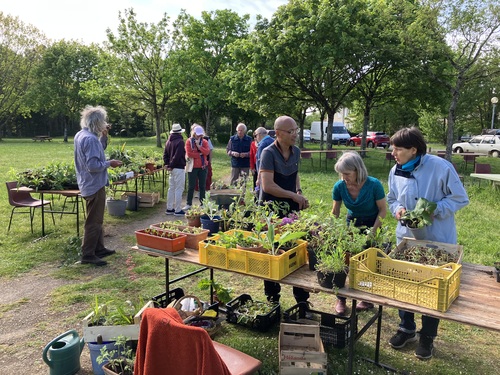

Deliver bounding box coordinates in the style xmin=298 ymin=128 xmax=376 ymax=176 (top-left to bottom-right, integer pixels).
xmin=97 ymin=335 xmax=135 ymax=375
xmin=151 ymin=220 xmax=210 ymax=249
xmin=315 ymin=246 xmax=348 ymax=289
xmin=197 ymin=278 xmax=233 ymax=304
xmin=200 ymin=193 xmax=222 ymax=234
xmin=106 ymin=188 xmax=127 ymax=217
xmin=185 ymin=205 xmax=204 ymax=227
xmin=399 ymin=197 xmax=437 ymax=240
xmin=135 ymin=228 xmax=187 ymax=254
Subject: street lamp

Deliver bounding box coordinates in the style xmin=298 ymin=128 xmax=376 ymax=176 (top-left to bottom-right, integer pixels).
xmin=492 ymin=96 xmax=499 ymax=129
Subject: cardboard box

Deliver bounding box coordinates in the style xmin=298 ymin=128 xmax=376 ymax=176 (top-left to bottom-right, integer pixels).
xmin=279 ymin=323 xmax=327 ymax=375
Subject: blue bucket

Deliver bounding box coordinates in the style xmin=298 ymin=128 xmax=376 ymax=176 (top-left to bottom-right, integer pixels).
xmin=87 ymin=341 xmax=118 ymax=375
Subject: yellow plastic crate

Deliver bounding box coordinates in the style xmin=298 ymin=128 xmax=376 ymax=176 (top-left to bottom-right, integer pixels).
xmin=349 ymin=248 xmax=462 ymax=312
xmin=199 ymin=230 xmax=307 ymax=280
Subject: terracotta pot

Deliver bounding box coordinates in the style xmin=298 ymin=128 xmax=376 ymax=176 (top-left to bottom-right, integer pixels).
xmin=135 ymin=229 xmax=186 ymax=253
xmin=186 ymin=215 xmax=202 ymax=227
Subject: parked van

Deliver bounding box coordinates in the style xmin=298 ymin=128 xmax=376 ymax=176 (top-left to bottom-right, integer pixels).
xmin=310 ymin=121 xmax=350 ymax=144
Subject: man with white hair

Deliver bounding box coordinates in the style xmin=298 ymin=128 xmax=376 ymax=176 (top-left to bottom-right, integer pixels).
xmin=74 ymin=105 xmax=122 ymax=266
xmin=226 ymin=122 xmax=252 ymax=185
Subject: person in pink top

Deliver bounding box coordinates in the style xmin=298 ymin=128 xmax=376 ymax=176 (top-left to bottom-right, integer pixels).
xmin=184 ymin=125 xmax=210 ymax=210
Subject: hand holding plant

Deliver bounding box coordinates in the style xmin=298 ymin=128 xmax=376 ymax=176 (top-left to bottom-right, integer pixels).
xmin=400 ymin=198 xmax=437 ymax=229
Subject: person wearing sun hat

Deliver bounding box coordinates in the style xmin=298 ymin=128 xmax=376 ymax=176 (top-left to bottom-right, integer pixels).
xmin=163 ymin=123 xmax=186 ymax=215
xmin=184 ymin=124 xmax=210 ymax=210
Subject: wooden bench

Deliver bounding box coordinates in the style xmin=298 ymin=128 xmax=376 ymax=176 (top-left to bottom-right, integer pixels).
xmin=32 ymin=136 xmax=53 ymax=142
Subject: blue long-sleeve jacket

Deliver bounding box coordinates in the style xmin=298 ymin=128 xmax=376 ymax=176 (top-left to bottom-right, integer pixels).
xmin=387 ymin=154 xmax=469 ymax=244
xmin=74 ymin=128 xmax=110 ymax=197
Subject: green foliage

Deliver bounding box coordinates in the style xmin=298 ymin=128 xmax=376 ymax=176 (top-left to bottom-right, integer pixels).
xmin=14 ymin=162 xmax=78 ymax=190
xmin=400 ymin=198 xmax=438 ymax=228
xmin=87 ymin=297 xmax=144 ymax=327
xmin=197 ymin=278 xmax=232 ymax=304
xmin=96 ymin=335 xmax=135 ymax=375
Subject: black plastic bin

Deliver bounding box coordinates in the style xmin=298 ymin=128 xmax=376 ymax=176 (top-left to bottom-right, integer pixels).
xmin=151 ymin=288 xmax=185 ymax=308
xmin=225 ymin=293 xmax=280 ymax=332
xmin=283 ymin=302 xmax=357 ymax=348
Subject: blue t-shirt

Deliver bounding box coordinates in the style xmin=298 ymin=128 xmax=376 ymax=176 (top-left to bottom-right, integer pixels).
xmin=332 ymin=176 xmax=385 ymax=218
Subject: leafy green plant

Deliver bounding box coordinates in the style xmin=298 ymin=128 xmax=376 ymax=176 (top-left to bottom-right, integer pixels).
xmin=201 ymin=192 xmax=220 ymax=220
xmin=400 ymin=198 xmax=437 ymax=228
xmin=97 ymin=335 xmax=135 ymax=375
xmin=87 ymin=298 xmax=143 ymax=327
xmin=197 ymin=278 xmax=233 ymax=304
xmin=185 ymin=205 xmax=204 ymax=219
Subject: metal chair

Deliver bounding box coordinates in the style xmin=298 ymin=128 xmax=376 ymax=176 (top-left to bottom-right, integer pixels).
xmin=452 ymin=163 xmax=464 ymax=185
xmin=60 ymin=193 xmax=86 ymax=219
xmin=474 ymin=163 xmax=491 ymax=186
xmin=383 ymin=152 xmax=396 ymax=167
xmin=6 ymin=181 xmax=55 ymax=233
xmin=462 ymin=154 xmax=476 ymax=171
xmin=300 ymin=151 xmax=313 ymax=167
xmin=136 ymin=307 xmax=262 ymax=375
xmin=324 ymin=150 xmax=338 ymax=170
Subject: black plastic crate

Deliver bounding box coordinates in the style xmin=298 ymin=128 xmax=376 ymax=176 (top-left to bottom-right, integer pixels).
xmin=152 ymin=288 xmax=220 ymax=316
xmin=225 ymin=293 xmax=280 ymax=332
xmin=283 ymin=302 xmax=357 ymax=348
xmin=151 ymin=288 xmax=185 ymax=308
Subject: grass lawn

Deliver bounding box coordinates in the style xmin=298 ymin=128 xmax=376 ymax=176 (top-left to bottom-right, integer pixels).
xmin=0 ymin=136 xmax=499 ymax=374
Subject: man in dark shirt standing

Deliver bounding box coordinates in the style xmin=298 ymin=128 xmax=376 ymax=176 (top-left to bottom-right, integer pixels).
xmin=259 ymin=115 xmax=310 ymax=303
xmin=226 ymin=123 xmax=252 ymax=185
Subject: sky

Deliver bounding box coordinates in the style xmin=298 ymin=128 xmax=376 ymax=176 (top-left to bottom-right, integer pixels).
xmin=1 ymin=0 xmax=289 ymax=45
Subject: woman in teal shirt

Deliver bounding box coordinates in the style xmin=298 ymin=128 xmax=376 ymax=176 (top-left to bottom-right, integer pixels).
xmin=332 ymin=151 xmax=387 ymax=314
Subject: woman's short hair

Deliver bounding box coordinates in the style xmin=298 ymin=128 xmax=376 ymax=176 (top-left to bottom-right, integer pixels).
xmin=80 ymin=105 xmax=107 ymax=135
xmin=390 ymin=127 xmax=427 ymax=155
xmin=334 ymin=151 xmax=368 ymax=184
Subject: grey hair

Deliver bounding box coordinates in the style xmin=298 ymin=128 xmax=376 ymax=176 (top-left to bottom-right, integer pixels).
xmin=334 ymin=151 xmax=368 ymax=184
xmin=237 ymin=123 xmax=247 ymax=132
xmin=255 ymin=126 xmax=268 ymax=136
xmin=80 ymin=105 xmax=108 ymax=135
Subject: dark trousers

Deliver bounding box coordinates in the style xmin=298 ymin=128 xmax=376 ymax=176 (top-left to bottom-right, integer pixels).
xmin=82 ymin=187 xmax=106 ymax=257
xmin=195 ymin=163 xmax=212 ymax=191
xmin=187 ymin=168 xmax=207 ymax=206
xmin=264 ymin=281 xmax=310 ymax=304
xmin=399 ymin=310 xmax=440 ymax=337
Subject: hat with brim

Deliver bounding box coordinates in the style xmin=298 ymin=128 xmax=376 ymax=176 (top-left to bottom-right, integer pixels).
xmin=170 ymin=124 xmax=185 ymax=134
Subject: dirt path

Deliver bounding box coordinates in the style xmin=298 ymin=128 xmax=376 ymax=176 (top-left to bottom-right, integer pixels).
xmin=0 ymin=203 xmax=170 ymax=374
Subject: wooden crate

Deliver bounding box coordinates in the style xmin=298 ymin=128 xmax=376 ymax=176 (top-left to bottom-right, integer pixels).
xmin=279 ymin=323 xmax=327 ymax=375
xmin=82 ymin=301 xmax=153 ymax=342
xmin=121 ymin=192 xmax=160 ymax=207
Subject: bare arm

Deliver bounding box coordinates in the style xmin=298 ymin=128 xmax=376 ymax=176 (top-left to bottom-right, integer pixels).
xmin=332 ymin=200 xmax=342 ymax=218
xmin=372 ymin=197 xmax=387 ymax=232
xmin=261 ymin=170 xmax=309 ymax=209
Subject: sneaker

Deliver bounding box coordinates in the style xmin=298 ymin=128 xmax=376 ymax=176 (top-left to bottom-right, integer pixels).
xmin=174 ymin=210 xmax=185 ymax=216
xmin=415 ymin=335 xmax=434 ymax=360
xmin=335 ymin=299 xmax=347 ymax=315
xmin=95 ymin=248 xmax=116 ymax=258
xmin=182 ymin=205 xmax=191 ymax=211
xmin=165 ymin=209 xmax=175 ymax=215
xmin=356 ymin=301 xmax=374 ymax=311
xmin=389 ymin=330 xmax=417 ymax=349
xmin=80 ymin=256 xmax=107 ymax=267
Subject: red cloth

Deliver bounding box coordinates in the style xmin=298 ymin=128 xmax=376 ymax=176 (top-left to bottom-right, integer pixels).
xmin=249 ymin=141 xmax=257 ymax=170
xmin=134 ymin=307 xmax=231 ymax=375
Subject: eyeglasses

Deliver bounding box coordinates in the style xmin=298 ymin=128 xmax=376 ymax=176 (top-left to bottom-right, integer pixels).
xmin=277 ymin=128 xmax=299 ymax=135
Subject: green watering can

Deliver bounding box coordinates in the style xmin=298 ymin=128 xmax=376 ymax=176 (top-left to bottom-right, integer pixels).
xmin=43 ymin=330 xmax=85 ymax=375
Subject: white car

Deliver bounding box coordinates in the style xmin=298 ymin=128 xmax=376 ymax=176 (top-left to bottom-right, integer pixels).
xmin=303 ymin=129 xmax=311 ymax=142
xmin=452 ymin=135 xmax=500 ymax=157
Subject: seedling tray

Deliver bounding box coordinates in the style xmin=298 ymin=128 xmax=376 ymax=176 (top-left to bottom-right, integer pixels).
xmin=225 ymin=294 xmax=280 ymax=332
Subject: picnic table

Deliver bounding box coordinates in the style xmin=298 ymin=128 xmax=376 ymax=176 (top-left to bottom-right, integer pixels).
xmin=470 ymin=173 xmax=500 ymax=188
xmin=32 ymin=135 xmax=53 ymax=142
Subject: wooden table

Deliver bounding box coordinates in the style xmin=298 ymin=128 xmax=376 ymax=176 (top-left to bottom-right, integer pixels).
xmin=131 ymin=245 xmax=500 ymax=374
xmin=32 ymin=135 xmax=53 ymax=142
xmin=470 ymin=173 xmax=500 ymax=188
xmin=14 ymin=187 xmax=81 ymax=236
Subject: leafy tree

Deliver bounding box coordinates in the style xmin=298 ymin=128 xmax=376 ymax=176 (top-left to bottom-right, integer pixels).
xmin=0 ymin=12 xmax=46 ymax=138
xmin=417 ymin=0 xmax=500 ymax=156
xmin=172 ymin=9 xmax=250 ymax=135
xmin=27 ymin=40 xmax=100 ymax=140
xmin=104 ymin=8 xmax=175 ymax=147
